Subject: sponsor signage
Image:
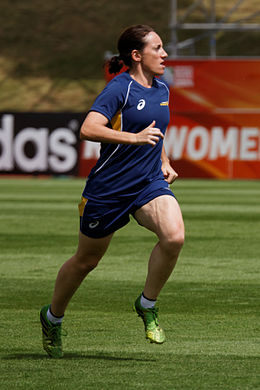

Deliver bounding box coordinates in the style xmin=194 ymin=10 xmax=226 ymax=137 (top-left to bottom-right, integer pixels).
xmin=0 ymin=113 xmax=84 ymax=175
xmin=163 ymin=59 xmax=260 ymax=178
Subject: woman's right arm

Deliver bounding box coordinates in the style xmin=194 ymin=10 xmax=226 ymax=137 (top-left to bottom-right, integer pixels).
xmin=80 ymin=111 xmax=164 ymax=146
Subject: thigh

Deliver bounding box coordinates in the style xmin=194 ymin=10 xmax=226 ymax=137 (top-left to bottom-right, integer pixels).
xmin=134 ymin=195 xmax=184 ymax=240
xmin=76 ymin=231 xmax=113 ymax=260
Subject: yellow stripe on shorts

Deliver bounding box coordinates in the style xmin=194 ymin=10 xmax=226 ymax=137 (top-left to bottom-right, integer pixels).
xmin=78 ymin=196 xmax=88 ymax=217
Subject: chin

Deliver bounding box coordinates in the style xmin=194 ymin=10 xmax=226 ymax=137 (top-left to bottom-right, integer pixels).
xmin=154 ymin=70 xmax=164 ymax=77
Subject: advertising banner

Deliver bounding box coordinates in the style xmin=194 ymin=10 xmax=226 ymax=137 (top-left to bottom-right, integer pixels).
xmin=0 ymin=112 xmax=84 ymax=175
xmin=163 ymin=59 xmax=260 ymax=178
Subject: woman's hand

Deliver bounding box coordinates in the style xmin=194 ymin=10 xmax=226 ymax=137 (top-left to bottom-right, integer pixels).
xmin=161 ymin=160 xmax=178 ymax=184
xmin=135 ymin=121 xmax=164 ymax=146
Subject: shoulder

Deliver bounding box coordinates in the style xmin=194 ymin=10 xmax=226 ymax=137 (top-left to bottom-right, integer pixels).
xmin=90 ymin=72 xmax=133 ymax=119
xmin=96 ymin=72 xmax=133 ymax=102
xmin=106 ymin=71 xmax=132 ymax=90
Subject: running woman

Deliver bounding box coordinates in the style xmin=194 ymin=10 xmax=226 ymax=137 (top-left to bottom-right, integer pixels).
xmin=40 ymin=24 xmax=185 ymax=358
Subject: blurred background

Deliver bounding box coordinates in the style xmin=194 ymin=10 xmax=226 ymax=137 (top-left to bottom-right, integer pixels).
xmin=0 ymin=0 xmax=260 ymax=178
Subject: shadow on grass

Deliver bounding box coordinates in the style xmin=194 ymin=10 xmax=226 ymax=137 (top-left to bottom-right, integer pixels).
xmin=2 ymin=352 xmax=156 ymax=362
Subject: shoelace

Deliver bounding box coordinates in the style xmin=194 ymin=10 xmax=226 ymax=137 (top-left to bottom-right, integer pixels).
xmin=48 ymin=325 xmax=67 ymax=343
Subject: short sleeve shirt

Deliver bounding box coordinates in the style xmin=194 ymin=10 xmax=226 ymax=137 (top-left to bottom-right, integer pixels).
xmin=82 ymin=71 xmax=170 ymax=200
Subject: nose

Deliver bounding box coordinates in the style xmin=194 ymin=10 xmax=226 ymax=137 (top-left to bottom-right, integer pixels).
xmin=162 ymin=48 xmax=168 ymax=58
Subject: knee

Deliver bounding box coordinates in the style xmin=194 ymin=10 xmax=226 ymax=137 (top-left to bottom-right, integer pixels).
xmin=161 ymin=230 xmax=185 ymax=255
xmin=73 ymin=252 xmax=102 ymax=275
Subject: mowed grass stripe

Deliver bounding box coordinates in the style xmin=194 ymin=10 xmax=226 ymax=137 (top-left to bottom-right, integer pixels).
xmin=0 ymin=178 xmax=259 ymax=390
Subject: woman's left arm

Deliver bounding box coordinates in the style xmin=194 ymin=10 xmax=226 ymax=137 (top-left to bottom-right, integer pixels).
xmin=161 ymin=145 xmax=178 ymax=184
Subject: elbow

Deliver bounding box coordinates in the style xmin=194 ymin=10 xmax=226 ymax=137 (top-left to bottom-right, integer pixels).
xmin=80 ymin=124 xmax=93 ymax=141
xmin=79 ymin=126 xmax=86 ymax=140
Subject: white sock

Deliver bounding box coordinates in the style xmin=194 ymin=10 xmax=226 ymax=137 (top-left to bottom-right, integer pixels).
xmin=140 ymin=293 xmax=156 ymax=309
xmin=47 ymin=307 xmax=64 ymax=325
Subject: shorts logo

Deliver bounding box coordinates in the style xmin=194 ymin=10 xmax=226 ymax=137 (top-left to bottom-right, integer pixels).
xmin=137 ymin=99 xmax=146 ymax=110
xmin=89 ymin=221 xmax=99 ymax=229
xmin=160 ymin=101 xmax=169 ymax=106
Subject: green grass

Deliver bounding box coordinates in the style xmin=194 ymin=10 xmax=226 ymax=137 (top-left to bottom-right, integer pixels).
xmin=0 ymin=178 xmax=259 ymax=389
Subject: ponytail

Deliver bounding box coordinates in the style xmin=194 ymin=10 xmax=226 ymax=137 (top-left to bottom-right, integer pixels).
xmin=107 ymin=55 xmax=124 ymax=75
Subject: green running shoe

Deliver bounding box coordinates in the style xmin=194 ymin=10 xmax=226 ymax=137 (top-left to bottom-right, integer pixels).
xmin=134 ymin=295 xmax=166 ymax=344
xmin=40 ymin=304 xmax=63 ymax=358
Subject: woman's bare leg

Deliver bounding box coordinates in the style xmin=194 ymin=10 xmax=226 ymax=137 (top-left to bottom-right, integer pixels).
xmin=50 ymin=232 xmax=113 ymax=317
xmin=134 ymin=195 xmax=184 ymax=300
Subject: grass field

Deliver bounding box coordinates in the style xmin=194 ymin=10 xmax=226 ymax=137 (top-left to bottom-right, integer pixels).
xmin=0 ymin=177 xmax=259 ymax=389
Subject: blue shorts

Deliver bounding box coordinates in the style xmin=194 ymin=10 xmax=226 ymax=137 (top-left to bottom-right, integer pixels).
xmin=79 ymin=179 xmax=175 ymax=238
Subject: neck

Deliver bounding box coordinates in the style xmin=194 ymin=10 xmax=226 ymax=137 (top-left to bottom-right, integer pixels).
xmin=129 ymin=66 xmax=154 ymax=88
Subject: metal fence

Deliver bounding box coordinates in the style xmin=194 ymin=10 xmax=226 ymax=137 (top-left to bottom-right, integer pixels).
xmin=168 ymin=0 xmax=260 ymax=57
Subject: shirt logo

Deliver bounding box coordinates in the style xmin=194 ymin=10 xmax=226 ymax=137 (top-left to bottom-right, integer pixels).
xmin=137 ymin=99 xmax=146 ymax=110
xmin=89 ymin=221 xmax=99 ymax=229
xmin=160 ymin=101 xmax=169 ymax=106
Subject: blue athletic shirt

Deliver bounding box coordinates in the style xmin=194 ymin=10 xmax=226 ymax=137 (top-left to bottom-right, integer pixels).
xmin=82 ymin=71 xmax=170 ymax=201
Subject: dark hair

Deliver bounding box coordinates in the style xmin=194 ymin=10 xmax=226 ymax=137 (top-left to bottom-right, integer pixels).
xmin=108 ymin=24 xmax=154 ymax=74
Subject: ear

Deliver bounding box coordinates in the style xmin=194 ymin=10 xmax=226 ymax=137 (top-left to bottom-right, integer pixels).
xmin=131 ymin=49 xmax=142 ymax=63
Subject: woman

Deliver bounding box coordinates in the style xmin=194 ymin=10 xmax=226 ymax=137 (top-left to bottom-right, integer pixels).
xmin=40 ymin=24 xmax=185 ymax=358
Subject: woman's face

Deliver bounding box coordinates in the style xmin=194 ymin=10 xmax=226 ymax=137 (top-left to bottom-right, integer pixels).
xmin=140 ymin=31 xmax=168 ymax=76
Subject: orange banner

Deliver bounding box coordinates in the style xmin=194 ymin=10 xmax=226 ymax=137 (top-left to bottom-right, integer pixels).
xmin=163 ymin=59 xmax=260 ymax=178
